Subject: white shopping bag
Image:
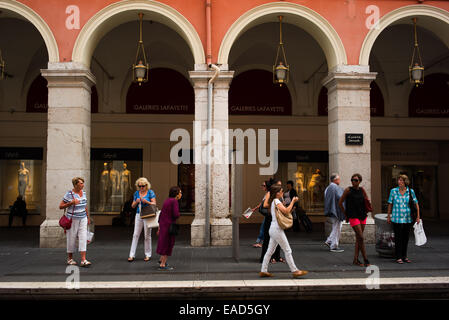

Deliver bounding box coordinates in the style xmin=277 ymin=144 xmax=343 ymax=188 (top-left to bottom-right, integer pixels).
xmin=413 ymin=221 xmax=427 ymax=246
xmin=146 ymin=210 xmax=160 ymax=229
xmin=87 ymin=223 xmax=94 ymax=244
xmin=87 ymin=231 xmax=94 ymax=244
xmin=242 ymin=207 xmax=253 ymax=219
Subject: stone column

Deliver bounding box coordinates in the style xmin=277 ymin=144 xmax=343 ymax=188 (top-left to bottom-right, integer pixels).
xmin=40 ymin=63 xmax=95 ymax=248
xmin=322 ymin=65 xmax=376 ymax=244
xmin=189 ymin=66 xmax=234 ymax=246
xmin=210 ymin=70 xmax=233 ymax=246
xmin=189 ymin=67 xmax=208 ymax=247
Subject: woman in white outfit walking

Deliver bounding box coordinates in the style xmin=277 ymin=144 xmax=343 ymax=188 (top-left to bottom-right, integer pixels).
xmin=260 ymin=184 xmax=308 ymax=278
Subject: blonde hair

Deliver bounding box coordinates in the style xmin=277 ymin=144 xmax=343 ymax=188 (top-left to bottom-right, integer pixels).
xmin=72 ymin=177 xmax=85 ymax=187
xmin=397 ymin=174 xmax=410 ymax=186
xmin=135 ymin=177 xmax=151 ymax=190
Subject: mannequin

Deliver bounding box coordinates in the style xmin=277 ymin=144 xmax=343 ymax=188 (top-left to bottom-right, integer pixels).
xmin=99 ymin=162 xmax=110 ymax=211
xmin=307 ymin=169 xmax=322 ymax=209
xmin=109 ymin=163 xmax=120 ymax=195
xmin=295 ymin=166 xmax=306 ymax=207
xmin=120 ymin=163 xmax=132 ymax=202
xmin=18 ymin=162 xmax=30 ymax=199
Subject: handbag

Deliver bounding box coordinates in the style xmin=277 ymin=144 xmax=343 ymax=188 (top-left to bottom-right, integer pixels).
xmin=413 ymin=221 xmax=427 ymax=246
xmin=169 ymin=223 xmax=180 ymax=236
xmin=361 ymin=188 xmax=373 ymax=213
xmin=258 ymin=200 xmax=269 ymax=217
xmin=140 ymin=203 xmax=157 ymax=219
xmin=409 ymin=188 xmax=418 ymax=222
xmin=59 ymin=214 xmax=72 ymax=232
xmin=146 ymin=210 xmax=161 ymax=228
xmin=59 ymin=191 xmax=75 ymax=232
xmin=275 ymin=204 xmax=293 ymax=230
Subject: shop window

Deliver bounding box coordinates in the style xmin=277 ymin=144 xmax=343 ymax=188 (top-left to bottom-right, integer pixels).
xmin=229 ymin=69 xmax=292 ymax=116
xmin=90 ymin=149 xmax=142 ymax=214
xmin=0 ymin=148 xmax=43 ymax=213
xmin=409 ymin=73 xmax=449 ymax=117
xmin=275 ymin=151 xmax=328 ymax=214
xmin=175 ymin=149 xmax=194 ymax=212
xmin=178 ymin=164 xmax=194 ymax=212
xmin=26 ymin=75 xmax=98 ymax=113
xmin=318 ymin=81 xmax=384 ymax=116
xmin=381 ymin=165 xmax=438 ymax=219
xmin=126 ymin=68 xmax=194 ymax=114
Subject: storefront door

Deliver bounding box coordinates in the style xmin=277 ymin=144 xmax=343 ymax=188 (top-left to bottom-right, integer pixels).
xmin=381 ymin=165 xmax=438 ymax=219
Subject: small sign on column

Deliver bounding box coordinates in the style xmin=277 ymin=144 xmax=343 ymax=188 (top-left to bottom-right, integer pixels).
xmin=345 ymin=133 xmax=364 ymax=145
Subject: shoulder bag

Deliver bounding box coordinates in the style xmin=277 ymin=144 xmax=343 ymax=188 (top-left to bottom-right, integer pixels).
xmin=275 ymin=202 xmax=293 ymax=230
xmin=139 ymin=201 xmax=157 ymax=219
xmin=361 ymin=187 xmax=373 ymax=213
xmin=258 ymin=200 xmax=269 ymax=217
xmin=59 ymin=191 xmax=75 ymax=232
xmin=409 ymin=188 xmax=418 ymax=222
xmin=146 ymin=209 xmax=160 ymax=229
xmin=169 ymin=223 xmax=180 ymax=236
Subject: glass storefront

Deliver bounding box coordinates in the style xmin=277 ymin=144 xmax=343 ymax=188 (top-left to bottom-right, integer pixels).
xmin=381 ymin=165 xmax=438 ymax=219
xmin=275 ymin=151 xmax=329 ymax=213
xmin=90 ymin=149 xmax=142 ymax=214
xmin=178 ymin=163 xmax=194 ymax=212
xmin=0 ymin=148 xmax=43 ymax=213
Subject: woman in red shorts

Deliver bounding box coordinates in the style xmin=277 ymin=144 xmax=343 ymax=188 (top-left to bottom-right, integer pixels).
xmin=339 ymin=173 xmax=370 ymax=267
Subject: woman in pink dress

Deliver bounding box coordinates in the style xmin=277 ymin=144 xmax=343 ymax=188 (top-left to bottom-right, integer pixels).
xmin=156 ymin=186 xmax=182 ymax=270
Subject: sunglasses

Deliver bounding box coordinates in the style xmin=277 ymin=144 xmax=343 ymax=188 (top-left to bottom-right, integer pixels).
xmin=351 ymin=179 xmax=360 ymax=182
xmin=138 ymin=185 xmax=146 ymax=188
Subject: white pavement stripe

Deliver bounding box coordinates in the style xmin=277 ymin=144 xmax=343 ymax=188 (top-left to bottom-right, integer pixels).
xmin=1 ymin=277 xmax=449 ymax=290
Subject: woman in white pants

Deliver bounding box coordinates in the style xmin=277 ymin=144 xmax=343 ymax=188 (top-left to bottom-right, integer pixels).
xmin=59 ymin=177 xmax=91 ymax=267
xmin=128 ymin=177 xmax=156 ymax=262
xmin=260 ymin=184 xmax=308 ymax=278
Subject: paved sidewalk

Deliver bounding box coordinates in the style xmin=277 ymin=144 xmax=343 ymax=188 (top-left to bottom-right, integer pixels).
xmin=0 ymin=222 xmax=448 ymax=299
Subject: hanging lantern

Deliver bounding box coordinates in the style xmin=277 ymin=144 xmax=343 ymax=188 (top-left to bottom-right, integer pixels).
xmin=409 ymin=18 xmax=424 ymax=87
xmin=0 ymin=49 xmax=5 ymax=80
xmin=273 ymin=16 xmax=289 ymax=86
xmin=132 ymin=13 xmax=149 ymax=85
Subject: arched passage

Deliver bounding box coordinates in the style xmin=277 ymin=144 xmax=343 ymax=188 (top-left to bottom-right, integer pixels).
xmin=360 ymin=5 xmax=449 ymax=66
xmin=0 ymin=0 xmax=58 ymax=62
xmin=72 ymin=0 xmax=205 ymax=68
xmin=218 ymin=2 xmax=347 ymax=70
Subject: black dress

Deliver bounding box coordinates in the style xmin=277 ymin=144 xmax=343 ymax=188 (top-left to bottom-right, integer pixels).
xmin=345 ymin=187 xmax=367 ymax=220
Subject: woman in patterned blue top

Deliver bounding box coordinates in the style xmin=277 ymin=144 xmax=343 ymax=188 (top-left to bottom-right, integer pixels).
xmin=128 ymin=177 xmax=156 ymax=262
xmin=59 ymin=177 xmax=91 ymax=267
xmin=387 ymin=174 xmax=420 ymax=264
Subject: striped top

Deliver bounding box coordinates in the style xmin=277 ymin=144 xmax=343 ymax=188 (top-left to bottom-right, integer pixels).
xmin=63 ymin=190 xmax=87 ymax=219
